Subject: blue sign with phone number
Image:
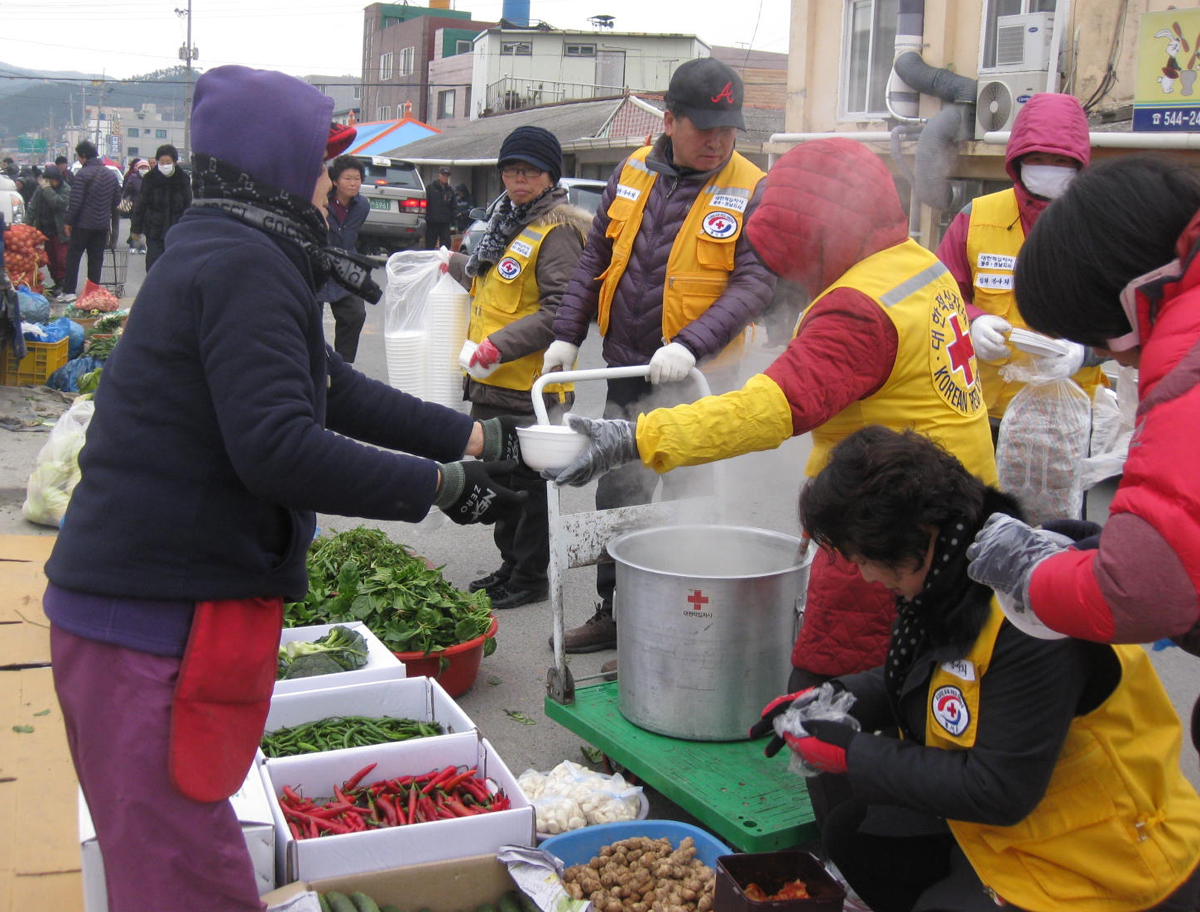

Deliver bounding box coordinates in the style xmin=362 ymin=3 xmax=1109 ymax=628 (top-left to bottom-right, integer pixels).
xmin=1133 ymin=105 xmax=1200 ymax=131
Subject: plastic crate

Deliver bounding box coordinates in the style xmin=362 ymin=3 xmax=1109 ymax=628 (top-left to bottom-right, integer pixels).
xmin=715 ymin=851 xmax=845 ymax=912
xmin=539 ymin=819 xmax=732 ymax=869
xmin=1 ymin=337 xmax=68 ymax=386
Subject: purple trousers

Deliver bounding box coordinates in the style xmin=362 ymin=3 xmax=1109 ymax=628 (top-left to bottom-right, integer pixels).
xmin=51 ymin=625 xmax=265 ymax=912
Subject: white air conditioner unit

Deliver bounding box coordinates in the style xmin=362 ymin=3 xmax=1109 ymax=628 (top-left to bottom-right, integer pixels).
xmin=975 ymin=71 xmax=1046 ymax=138
xmin=984 ymin=12 xmax=1055 ymax=74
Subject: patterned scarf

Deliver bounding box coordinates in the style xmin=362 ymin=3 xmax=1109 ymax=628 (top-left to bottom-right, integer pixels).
xmin=190 ymin=153 xmax=382 ymax=304
xmin=465 ymin=185 xmax=561 ymax=278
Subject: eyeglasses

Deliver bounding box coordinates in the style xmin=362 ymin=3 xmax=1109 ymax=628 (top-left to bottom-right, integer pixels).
xmin=501 ymin=165 xmax=544 ymax=179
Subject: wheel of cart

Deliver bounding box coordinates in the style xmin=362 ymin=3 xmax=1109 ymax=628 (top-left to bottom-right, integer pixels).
xmin=531 ymin=365 xmax=821 ymax=854
xmin=101 ymin=245 xmax=128 ymax=298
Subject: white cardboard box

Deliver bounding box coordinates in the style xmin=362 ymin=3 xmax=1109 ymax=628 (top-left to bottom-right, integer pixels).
xmin=78 ymin=767 xmax=275 ymax=912
xmin=260 ymin=731 xmax=535 ymax=885
xmin=260 ymin=676 xmax=477 ymax=762
xmin=275 ymin=621 xmax=405 ymax=696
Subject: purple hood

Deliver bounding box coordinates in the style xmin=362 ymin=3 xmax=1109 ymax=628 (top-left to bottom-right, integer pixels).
xmin=191 ymin=65 xmax=333 ymax=200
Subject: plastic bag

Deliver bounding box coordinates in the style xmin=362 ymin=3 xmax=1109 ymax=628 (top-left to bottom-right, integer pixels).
xmin=530 ymin=794 xmax=587 ymax=836
xmin=22 ymin=396 xmax=94 ymax=527
xmin=16 ymin=285 xmax=50 ymax=323
xmin=383 ymin=249 xmax=451 ymax=336
xmin=77 ymin=279 xmax=120 ymax=313
xmin=518 ymin=761 xmax=643 ymax=833
xmin=1080 ymin=366 xmax=1137 ymax=490
xmin=774 ymin=682 xmax=861 ymax=778
xmin=996 ymin=354 xmax=1092 ymax=526
xmin=47 ymin=354 xmax=105 ymax=393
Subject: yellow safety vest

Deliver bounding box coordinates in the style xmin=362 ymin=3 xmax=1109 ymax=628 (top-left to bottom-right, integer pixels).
xmin=926 ymin=605 xmax=1200 ymax=911
xmin=802 ymin=239 xmax=998 ymax=484
xmin=965 ymin=189 xmax=1108 ymax=418
xmin=596 ymin=147 xmax=764 ymax=364
xmin=467 ymin=220 xmax=571 ymax=396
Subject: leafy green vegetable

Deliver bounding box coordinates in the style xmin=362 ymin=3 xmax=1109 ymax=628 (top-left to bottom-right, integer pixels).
xmin=277 ymin=624 xmax=369 ymax=679
xmin=77 ymin=368 xmax=102 ymax=394
xmin=284 ymin=528 xmax=494 ymax=657
xmin=282 ymin=652 xmax=346 ymax=679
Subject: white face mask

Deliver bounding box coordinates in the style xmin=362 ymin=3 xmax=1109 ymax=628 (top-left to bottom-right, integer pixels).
xmin=1020 ymin=163 xmax=1076 ymax=200
xmin=159 ymin=163 xmax=175 ymax=177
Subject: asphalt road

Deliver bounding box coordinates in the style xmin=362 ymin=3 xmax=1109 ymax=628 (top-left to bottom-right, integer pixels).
xmin=1 ymin=234 xmax=1196 ymax=806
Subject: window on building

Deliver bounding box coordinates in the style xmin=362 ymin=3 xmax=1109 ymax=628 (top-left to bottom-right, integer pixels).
xmin=376 ymin=105 xmax=392 ymax=121
xmin=979 ymin=0 xmax=1057 ymax=69
xmin=564 ymin=43 xmax=596 ymax=57
xmin=438 ymin=89 xmax=456 ymax=119
xmin=456 ymin=39 xmax=473 ymax=55
xmin=399 ymin=46 xmax=415 ymax=76
xmin=381 ymin=52 xmax=394 ymax=80
xmin=840 ymin=0 xmax=898 ymax=119
xmin=501 ymin=41 xmax=532 ymax=56
xmin=155 ymin=129 xmax=167 ymax=138
xmin=128 ymin=147 xmax=139 ymax=157
xmin=128 ymin=127 xmax=139 ymax=137
xmin=353 ymin=84 xmax=361 ymax=99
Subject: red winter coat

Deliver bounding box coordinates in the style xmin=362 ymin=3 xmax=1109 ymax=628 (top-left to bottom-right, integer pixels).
xmin=1029 ymin=211 xmax=1200 ymax=656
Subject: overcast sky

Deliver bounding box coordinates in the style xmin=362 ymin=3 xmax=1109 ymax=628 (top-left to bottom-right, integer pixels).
xmin=0 ymin=0 xmax=789 ymax=81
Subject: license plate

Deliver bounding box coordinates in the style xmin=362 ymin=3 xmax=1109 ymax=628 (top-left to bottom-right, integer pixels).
xmin=368 ymin=198 xmax=391 ymax=211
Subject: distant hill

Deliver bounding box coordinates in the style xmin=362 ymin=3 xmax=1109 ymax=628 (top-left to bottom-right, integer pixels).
xmin=0 ymin=62 xmax=195 ymax=143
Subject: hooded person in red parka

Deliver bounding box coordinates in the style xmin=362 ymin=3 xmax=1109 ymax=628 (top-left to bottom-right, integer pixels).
xmin=547 ymin=137 xmax=998 ymax=721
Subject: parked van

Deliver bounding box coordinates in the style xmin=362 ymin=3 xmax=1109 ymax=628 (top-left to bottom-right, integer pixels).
xmin=355 ymin=155 xmax=426 ymax=254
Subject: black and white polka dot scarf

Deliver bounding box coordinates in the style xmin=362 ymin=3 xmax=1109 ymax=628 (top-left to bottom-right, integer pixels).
xmin=884 ymin=519 xmax=982 ymax=734
xmin=189 ymin=152 xmax=382 ymax=304
xmin=465 ymin=185 xmax=560 ymax=278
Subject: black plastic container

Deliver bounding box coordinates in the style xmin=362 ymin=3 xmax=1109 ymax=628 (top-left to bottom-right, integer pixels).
xmin=715 ymin=850 xmax=845 ymax=912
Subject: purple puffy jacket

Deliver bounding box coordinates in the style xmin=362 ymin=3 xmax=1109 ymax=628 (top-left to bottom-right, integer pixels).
xmin=553 ymin=136 xmax=776 ymax=366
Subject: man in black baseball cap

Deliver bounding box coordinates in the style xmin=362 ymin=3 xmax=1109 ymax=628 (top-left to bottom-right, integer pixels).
xmin=425 ymin=163 xmax=456 ymax=249
xmin=539 ymin=55 xmax=774 ymax=655
xmin=664 ymin=57 xmax=747 ymax=130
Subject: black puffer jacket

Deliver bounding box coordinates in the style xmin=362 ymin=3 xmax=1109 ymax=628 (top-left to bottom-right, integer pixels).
xmin=65 ymin=158 xmax=122 ymax=231
xmin=131 ymin=167 xmax=192 ymax=239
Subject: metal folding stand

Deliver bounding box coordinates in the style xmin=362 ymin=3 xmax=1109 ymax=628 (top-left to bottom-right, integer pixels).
xmin=531 ymin=366 xmax=818 ymax=853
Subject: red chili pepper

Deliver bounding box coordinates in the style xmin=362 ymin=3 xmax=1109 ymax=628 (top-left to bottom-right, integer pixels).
xmin=282 ymin=785 xmax=308 ymax=807
xmin=392 ymin=793 xmax=408 ymax=825
xmin=307 ymin=817 xmax=318 ymax=839
xmin=408 ymin=783 xmax=419 ymax=823
xmin=377 ymin=793 xmax=398 ymax=826
xmin=418 ymin=794 xmax=438 ymax=823
xmin=343 ymin=762 xmax=378 ymax=792
xmin=421 ymin=764 xmax=459 ymax=794
xmin=490 ymin=793 xmax=511 ymax=812
xmin=288 ymin=821 xmax=302 ymax=839
xmin=458 ymin=776 xmax=490 ymax=802
xmin=443 ymin=795 xmax=476 ymax=817
xmin=308 ymin=803 xmax=355 ymax=819
xmin=439 ymin=766 xmax=479 ymax=792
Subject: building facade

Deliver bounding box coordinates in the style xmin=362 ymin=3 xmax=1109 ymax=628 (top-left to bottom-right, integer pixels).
xmin=305 ymin=75 xmax=362 ymax=124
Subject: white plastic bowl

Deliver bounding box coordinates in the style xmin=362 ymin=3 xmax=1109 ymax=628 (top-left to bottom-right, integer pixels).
xmin=517 ymin=424 xmax=589 ymax=472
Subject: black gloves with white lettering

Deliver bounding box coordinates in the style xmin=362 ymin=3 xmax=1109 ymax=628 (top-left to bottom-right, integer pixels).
xmin=478 ymin=415 xmax=523 ymax=462
xmin=434 ymin=459 xmax=527 ymax=525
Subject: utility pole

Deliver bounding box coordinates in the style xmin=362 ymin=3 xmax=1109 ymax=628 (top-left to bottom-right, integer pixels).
xmin=175 ymin=0 xmax=198 ymax=161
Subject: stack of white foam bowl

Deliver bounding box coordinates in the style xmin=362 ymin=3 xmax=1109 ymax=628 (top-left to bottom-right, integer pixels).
xmin=385 ymin=329 xmax=426 ymax=396
xmin=423 ymin=281 xmax=470 ymax=408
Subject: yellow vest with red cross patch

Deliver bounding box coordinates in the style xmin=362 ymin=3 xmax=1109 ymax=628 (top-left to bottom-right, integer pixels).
xmin=596 ymin=147 xmax=764 ymax=364
xmin=965 ymin=189 xmax=1108 ymax=418
xmin=802 ymin=239 xmax=998 ymax=484
xmin=467 ymin=220 xmax=571 ymax=395
xmin=925 ymin=603 xmax=1200 ymax=911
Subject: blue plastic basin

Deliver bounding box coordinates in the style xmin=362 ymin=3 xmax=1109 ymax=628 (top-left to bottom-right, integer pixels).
xmin=539 ymin=820 xmax=733 ymax=869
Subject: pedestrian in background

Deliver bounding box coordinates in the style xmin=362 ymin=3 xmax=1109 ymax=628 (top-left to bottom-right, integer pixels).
xmin=318 ymin=154 xmax=371 ymax=362
xmin=130 ymin=143 xmax=192 ymax=271
xmin=58 ymin=139 xmax=121 ymax=304
xmin=425 ymin=164 xmax=455 ymax=249
xmin=449 ymin=125 xmax=592 ymax=609
xmin=121 ymin=159 xmax=149 ymax=253
xmin=25 ymin=164 xmax=71 ymax=296
xmin=55 ymin=155 xmax=74 ymax=187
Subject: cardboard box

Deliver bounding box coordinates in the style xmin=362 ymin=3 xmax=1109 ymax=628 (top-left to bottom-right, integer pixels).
xmin=262 ymin=732 xmax=535 ymax=884
xmin=260 ymin=676 xmax=477 ymax=762
xmin=263 ymin=852 xmax=520 ymax=911
xmin=78 ymin=767 xmax=276 ymax=912
xmin=275 ymin=621 xmax=405 ymax=696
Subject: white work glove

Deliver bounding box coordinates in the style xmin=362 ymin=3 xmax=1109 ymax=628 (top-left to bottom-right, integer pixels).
xmin=970 ymin=315 xmax=1012 ymax=362
xmin=648 ymin=341 xmax=696 ymax=384
xmin=543 ymin=414 xmax=638 ymax=487
xmin=966 ymin=513 xmax=1073 ymax=622
xmin=1035 ymin=341 xmax=1087 ymax=381
xmin=541 ymin=340 xmax=579 ymax=375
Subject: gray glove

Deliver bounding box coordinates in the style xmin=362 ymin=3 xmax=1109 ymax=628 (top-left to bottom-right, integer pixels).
xmin=965 ymin=513 xmax=1072 ymax=615
xmin=543 ymin=414 xmax=637 ymax=487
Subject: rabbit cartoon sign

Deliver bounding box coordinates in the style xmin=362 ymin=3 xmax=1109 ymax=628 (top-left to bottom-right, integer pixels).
xmin=1134 ymin=7 xmax=1200 ymax=130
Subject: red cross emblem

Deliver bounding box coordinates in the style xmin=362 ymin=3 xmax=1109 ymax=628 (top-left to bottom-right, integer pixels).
xmin=947 ymin=314 xmax=975 ymax=385
xmin=711 ymin=82 xmax=735 ymax=105
xmin=687 ymin=589 xmax=709 ymax=610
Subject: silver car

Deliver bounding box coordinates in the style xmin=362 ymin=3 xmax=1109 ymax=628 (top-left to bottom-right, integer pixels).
xmin=459 ymin=177 xmax=607 ymax=256
xmin=355 ymin=156 xmax=427 ymax=255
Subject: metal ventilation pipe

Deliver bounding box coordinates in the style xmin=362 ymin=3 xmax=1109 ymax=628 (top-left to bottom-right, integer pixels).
xmin=886 ymin=0 xmax=978 ymax=209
